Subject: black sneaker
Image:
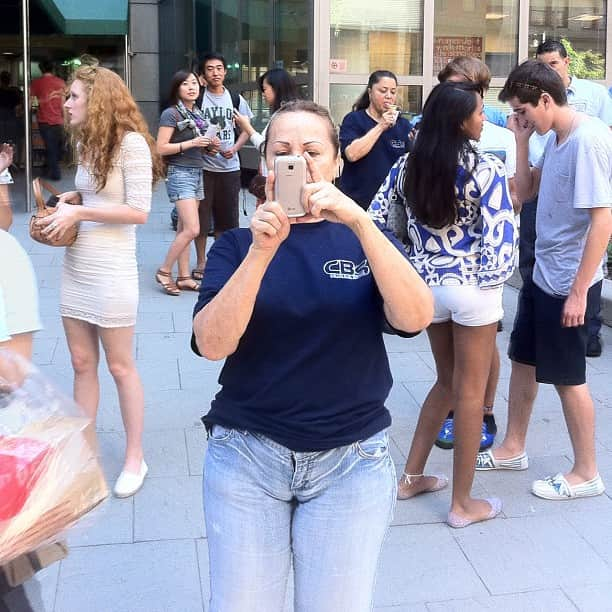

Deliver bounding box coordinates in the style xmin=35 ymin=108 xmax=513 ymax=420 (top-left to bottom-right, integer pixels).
xmin=586 ymin=336 xmax=602 ymax=358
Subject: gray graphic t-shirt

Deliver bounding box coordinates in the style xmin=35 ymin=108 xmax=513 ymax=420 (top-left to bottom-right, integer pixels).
xmin=200 ymin=88 xmax=253 ymax=173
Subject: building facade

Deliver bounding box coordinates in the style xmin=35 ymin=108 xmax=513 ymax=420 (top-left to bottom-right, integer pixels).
xmin=1 ymin=0 xmax=609 ymax=205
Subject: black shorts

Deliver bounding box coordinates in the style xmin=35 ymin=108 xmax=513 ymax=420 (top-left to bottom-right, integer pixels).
xmin=508 ymin=279 xmax=602 ymax=386
xmin=198 ymin=170 xmax=241 ymax=235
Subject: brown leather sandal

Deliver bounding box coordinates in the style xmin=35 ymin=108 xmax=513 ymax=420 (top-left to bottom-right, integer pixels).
xmin=176 ymin=276 xmax=201 ymax=292
xmin=155 ymin=269 xmax=180 ymax=296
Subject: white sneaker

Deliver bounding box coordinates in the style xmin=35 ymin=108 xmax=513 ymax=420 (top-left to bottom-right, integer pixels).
xmin=475 ymin=449 xmax=529 ymax=471
xmin=114 ymin=460 xmax=148 ymax=498
xmin=531 ymin=472 xmax=605 ymax=500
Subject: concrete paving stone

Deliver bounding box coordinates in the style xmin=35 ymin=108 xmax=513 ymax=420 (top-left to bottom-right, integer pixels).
xmin=565 ymin=507 xmax=612 ymax=566
xmin=137 ymin=295 xmax=193 ymax=313
xmin=373 ymin=524 xmax=488 ymax=606
xmin=387 ymin=353 xmax=436 ymax=383
xmin=563 ymin=582 xmax=612 ymax=612
xmin=185 ymin=426 xmax=208 ymax=476
xmin=134 ymin=475 xmax=205 ymax=541
xmin=133 ymin=311 xmax=174 ymax=333
xmin=19 ymin=563 xmax=59 ymax=612
xmin=95 ymin=388 xmax=210 ymax=431
xmin=174 ymin=309 xmax=198 ymax=335
xmin=67 ymin=495 xmax=134 ymax=547
xmin=36 ymin=363 xmax=74 ymax=397
xmin=136 ymin=331 xmax=194 ymax=360
xmin=142 ymin=428 xmax=190 ymax=477
xmin=178 ymin=358 xmax=223 ymax=392
xmin=589 ymin=372 xmax=612 ymax=405
xmin=385 ymin=382 xmax=421 ymax=419
xmin=454 ymin=514 xmax=612 ymax=595
xmin=31 ymin=336 xmax=58 ymax=365
xmin=55 ymin=540 xmax=203 ymax=612
xmin=375 ymin=606 xmax=427 ymax=612
xmin=425 ymin=588 xmax=576 ymax=611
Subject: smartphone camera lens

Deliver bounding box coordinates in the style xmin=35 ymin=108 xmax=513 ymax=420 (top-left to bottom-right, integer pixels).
xmin=288 ymin=164 xmax=294 ymax=170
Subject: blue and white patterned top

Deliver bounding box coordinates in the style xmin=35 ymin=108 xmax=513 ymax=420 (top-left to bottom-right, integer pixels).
xmin=368 ymin=152 xmax=518 ymax=288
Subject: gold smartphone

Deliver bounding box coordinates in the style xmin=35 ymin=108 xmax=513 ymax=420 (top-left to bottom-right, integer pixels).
xmin=274 ymin=155 xmax=307 ymax=217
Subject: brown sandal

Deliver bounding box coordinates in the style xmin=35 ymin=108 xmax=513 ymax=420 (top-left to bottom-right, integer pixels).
xmin=176 ymin=276 xmax=201 ymax=291
xmin=155 ymin=269 xmax=180 ymax=296
xmin=191 ymin=267 xmax=204 ymax=281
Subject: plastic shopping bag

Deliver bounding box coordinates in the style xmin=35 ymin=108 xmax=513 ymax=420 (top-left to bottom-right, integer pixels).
xmin=0 ymin=350 xmax=109 ymax=565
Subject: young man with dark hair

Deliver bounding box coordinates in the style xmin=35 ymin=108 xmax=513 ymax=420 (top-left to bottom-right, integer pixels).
xmin=534 ymin=39 xmax=612 ymax=356
xmin=476 ymin=60 xmax=612 ymax=500
xmin=191 ymin=53 xmax=253 ymax=280
xmin=30 ymin=60 xmax=65 ymax=181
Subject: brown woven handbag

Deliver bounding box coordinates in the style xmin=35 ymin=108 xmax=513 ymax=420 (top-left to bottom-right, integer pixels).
xmin=29 ymin=179 xmax=80 ymax=247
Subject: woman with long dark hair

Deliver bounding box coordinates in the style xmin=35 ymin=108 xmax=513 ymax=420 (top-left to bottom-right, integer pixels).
xmin=155 ymin=70 xmax=216 ymax=295
xmin=369 ymin=81 xmax=517 ymax=528
xmin=338 ymin=70 xmax=412 ymax=209
xmin=234 ymin=68 xmax=299 ymax=171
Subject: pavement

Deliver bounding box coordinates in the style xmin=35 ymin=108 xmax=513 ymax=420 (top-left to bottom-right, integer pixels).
xmin=5 ymin=173 xmax=612 ymax=612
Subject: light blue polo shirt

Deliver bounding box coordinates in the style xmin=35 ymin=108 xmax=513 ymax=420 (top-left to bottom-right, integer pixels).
xmin=567 ymin=77 xmax=612 ymax=125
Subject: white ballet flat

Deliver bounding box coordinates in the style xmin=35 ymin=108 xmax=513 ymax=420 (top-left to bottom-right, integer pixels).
xmin=113 ymin=460 xmax=148 ymax=498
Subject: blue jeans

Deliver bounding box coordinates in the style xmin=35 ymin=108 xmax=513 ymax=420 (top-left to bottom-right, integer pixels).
xmin=203 ymin=426 xmax=396 ymax=612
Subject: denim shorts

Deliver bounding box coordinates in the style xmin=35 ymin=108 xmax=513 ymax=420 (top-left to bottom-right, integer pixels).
xmin=165 ymin=164 xmax=204 ymax=202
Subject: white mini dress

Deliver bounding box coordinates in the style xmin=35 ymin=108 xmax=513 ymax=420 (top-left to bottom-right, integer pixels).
xmin=60 ymin=132 xmax=152 ymax=328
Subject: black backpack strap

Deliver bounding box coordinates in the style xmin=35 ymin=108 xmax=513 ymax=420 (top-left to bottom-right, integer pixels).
xmin=230 ymin=90 xmax=240 ymax=110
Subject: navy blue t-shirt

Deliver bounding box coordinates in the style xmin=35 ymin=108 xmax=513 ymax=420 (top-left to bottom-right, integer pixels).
xmin=193 ymin=221 xmax=411 ymax=452
xmin=339 ymin=110 xmax=411 ymax=208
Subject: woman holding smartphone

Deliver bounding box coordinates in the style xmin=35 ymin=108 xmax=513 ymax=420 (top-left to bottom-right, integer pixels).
xmin=192 ymin=100 xmax=433 ymax=611
xmin=155 ymin=70 xmax=217 ymax=295
xmin=369 ymin=82 xmax=517 ymax=528
xmin=338 ymin=70 xmax=412 ymax=209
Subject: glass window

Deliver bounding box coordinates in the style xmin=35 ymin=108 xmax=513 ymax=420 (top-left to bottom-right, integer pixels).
xmin=529 ymin=1 xmax=606 ymax=78
xmin=434 ymin=1 xmax=519 ymax=77
xmin=330 ymin=0 xmax=423 ymax=76
xmin=329 ymin=84 xmax=422 ymax=126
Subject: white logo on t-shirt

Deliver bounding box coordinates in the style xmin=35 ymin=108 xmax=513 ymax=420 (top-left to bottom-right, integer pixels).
xmin=323 ymin=259 xmax=370 ymax=279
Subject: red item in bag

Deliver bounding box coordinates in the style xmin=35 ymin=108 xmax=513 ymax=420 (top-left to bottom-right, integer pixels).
xmin=0 ymin=436 xmax=51 ymax=521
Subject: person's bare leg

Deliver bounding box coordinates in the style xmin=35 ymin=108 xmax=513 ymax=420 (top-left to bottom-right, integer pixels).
xmin=99 ymin=325 xmax=144 ymax=473
xmin=484 ymin=346 xmax=500 ymax=412
xmin=63 ymin=317 xmax=100 ymax=419
xmin=556 ymin=383 xmax=598 ymax=485
xmin=450 ymin=322 xmax=498 ymax=521
xmin=160 ymin=198 xmax=199 ymax=275
xmin=194 ymin=198 xmax=210 ymax=274
xmin=398 ymin=322 xmax=454 ymax=497
xmin=490 ymin=361 xmax=538 ymax=459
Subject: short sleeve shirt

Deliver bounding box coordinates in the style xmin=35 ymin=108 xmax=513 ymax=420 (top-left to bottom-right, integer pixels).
xmin=199 ymin=89 xmax=253 ymax=173
xmin=159 ymin=107 xmax=205 ymax=168
xmin=533 ymin=116 xmax=612 ymax=296
xmin=0 ymin=231 xmax=42 ymax=336
xmin=339 ymin=109 xmax=411 ymax=208
xmin=476 ymin=121 xmax=517 ymax=178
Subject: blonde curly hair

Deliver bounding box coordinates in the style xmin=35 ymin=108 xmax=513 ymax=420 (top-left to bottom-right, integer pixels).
xmin=69 ymin=66 xmax=164 ymax=191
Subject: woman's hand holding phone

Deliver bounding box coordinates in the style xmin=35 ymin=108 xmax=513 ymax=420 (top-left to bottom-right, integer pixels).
xmin=249 ymin=172 xmax=291 ymax=254
xmin=299 ymin=152 xmax=366 ymax=229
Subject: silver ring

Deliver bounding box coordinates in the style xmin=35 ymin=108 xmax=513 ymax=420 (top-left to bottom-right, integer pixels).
xmin=50 ymin=221 xmax=57 ymax=229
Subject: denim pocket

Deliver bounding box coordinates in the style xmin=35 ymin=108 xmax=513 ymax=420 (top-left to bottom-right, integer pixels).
xmin=355 ymin=430 xmax=389 ymax=460
xmin=208 ymin=424 xmax=234 ymax=442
